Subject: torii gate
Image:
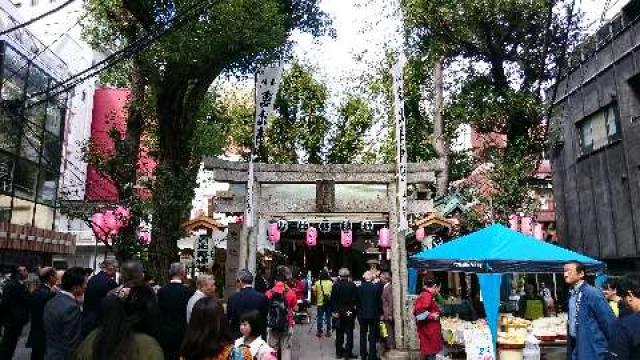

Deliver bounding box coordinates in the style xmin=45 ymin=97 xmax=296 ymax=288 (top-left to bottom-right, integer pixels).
xmin=204 ymin=58 xmax=444 ymax=354
xmin=204 ymin=157 xmax=445 ymax=351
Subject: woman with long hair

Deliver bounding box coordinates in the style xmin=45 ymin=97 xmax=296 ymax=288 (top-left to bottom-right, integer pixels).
xmin=74 ymin=284 xmax=163 ymax=360
xmin=180 ymin=297 xmax=252 ymax=360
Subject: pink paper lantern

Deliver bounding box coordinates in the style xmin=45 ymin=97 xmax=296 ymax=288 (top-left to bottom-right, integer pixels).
xmin=306 ymin=226 xmax=317 ymax=247
xmin=268 ymin=222 xmax=280 ymax=244
xmin=378 ymin=227 xmax=390 ymax=248
xmin=415 ymin=227 xmax=426 ymax=242
xmin=341 ymin=230 xmax=353 ymax=248
xmin=520 ymin=216 xmax=533 ymax=235
xmin=533 ymin=223 xmax=544 ymax=240
xmin=104 ymin=210 xmax=121 ymax=234
xmin=138 ymin=230 xmax=151 ymax=245
xmin=509 ymin=214 xmax=519 ymax=231
xmin=91 ymin=212 xmax=107 ymax=239
xmin=114 ymin=206 xmax=130 ymax=227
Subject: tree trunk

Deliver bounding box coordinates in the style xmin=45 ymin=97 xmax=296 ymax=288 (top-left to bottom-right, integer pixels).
xmin=432 ymin=59 xmax=449 ymax=196
xmin=147 ymin=70 xmax=215 ymax=284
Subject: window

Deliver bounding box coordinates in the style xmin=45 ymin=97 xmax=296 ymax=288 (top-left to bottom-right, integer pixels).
xmin=13 ymin=158 xmax=37 ymax=199
xmin=0 ymin=152 xmax=13 ymax=193
xmin=20 ymin=124 xmax=41 ymax=162
xmin=0 ymin=107 xmax=20 ymax=153
xmin=577 ymin=104 xmax=620 ymax=156
xmin=41 ymin=132 xmax=61 ymax=170
xmin=45 ymin=101 xmax=63 ymax=135
xmin=26 ymin=100 xmax=46 ymax=129
xmin=26 ymin=65 xmax=50 ymax=100
xmin=37 ymin=170 xmax=57 ymax=205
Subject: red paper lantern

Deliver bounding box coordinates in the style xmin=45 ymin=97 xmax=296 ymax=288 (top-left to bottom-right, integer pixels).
xmin=341 ymin=230 xmax=353 ymax=248
xmin=378 ymin=227 xmax=390 ymax=248
xmin=306 ymin=226 xmax=317 ymax=247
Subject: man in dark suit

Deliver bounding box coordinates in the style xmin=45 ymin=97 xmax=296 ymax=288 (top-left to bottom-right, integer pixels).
xmin=157 ymin=262 xmax=194 ymax=360
xmin=0 ymin=265 xmax=30 ymax=359
xmin=331 ymin=268 xmax=358 ymax=359
xmin=43 ymin=267 xmax=86 ymax=360
xmin=357 ymin=270 xmax=383 ymax=360
xmin=227 ymin=269 xmax=269 ymax=338
xmin=82 ymin=259 xmax=118 ymax=335
xmin=28 ymin=267 xmax=58 ymax=360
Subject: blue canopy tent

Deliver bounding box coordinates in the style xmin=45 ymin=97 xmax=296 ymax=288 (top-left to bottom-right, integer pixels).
xmin=409 ymin=223 xmax=605 ymax=353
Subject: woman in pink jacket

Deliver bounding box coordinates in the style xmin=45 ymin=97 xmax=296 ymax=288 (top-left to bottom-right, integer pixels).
xmin=413 ymin=278 xmax=443 ymax=360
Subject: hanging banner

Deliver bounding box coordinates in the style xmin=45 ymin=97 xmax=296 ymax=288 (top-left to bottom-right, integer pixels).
xmin=478 ymin=273 xmax=502 ymax=357
xmin=391 ymin=57 xmax=408 ymax=230
xmin=246 ymin=62 xmax=284 ymax=228
xmin=254 ymin=62 xmax=284 ymax=155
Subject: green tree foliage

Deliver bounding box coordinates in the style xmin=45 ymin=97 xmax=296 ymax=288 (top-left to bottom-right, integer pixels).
xmin=364 ymin=55 xmax=438 ymax=164
xmin=402 ymin=0 xmax=583 ymax=221
xmin=327 ymin=95 xmax=374 ymax=164
xmin=265 ymin=62 xmax=329 ymax=164
xmin=83 ymin=0 xmax=330 ymax=280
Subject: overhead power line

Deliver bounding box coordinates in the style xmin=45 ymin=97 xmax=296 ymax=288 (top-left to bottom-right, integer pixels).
xmin=0 ymin=0 xmax=77 ymax=37
xmin=24 ymin=0 xmax=210 ymax=109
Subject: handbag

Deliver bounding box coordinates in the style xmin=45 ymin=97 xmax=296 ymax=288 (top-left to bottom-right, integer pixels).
xmin=379 ymin=321 xmax=389 ymax=339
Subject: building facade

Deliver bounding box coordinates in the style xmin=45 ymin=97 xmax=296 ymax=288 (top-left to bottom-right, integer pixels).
xmin=0 ymin=0 xmax=77 ymax=269
xmin=550 ymin=1 xmax=640 ymax=272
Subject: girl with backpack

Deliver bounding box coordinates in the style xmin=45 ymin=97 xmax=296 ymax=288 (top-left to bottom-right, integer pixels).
xmin=234 ymin=310 xmax=276 ymax=360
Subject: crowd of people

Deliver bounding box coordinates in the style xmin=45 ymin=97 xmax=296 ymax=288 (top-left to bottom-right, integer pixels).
xmin=0 ymin=260 xmax=281 ymax=360
xmin=1 ymin=259 xmax=640 ymax=360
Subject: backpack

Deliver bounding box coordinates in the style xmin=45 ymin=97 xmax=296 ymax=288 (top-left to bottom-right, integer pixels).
xmin=267 ymin=291 xmax=288 ymax=332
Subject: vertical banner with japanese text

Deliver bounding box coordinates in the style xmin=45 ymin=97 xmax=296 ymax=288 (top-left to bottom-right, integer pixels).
xmin=391 ymin=58 xmax=408 ymax=231
xmin=246 ymin=62 xmax=283 ymax=228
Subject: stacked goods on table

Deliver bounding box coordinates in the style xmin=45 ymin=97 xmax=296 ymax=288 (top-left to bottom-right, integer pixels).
xmin=497 ymin=328 xmax=527 ymax=348
xmin=501 ymin=314 xmax=567 ymax=343
xmin=441 ymin=317 xmax=491 ymax=345
xmin=531 ymin=315 xmax=567 ymax=342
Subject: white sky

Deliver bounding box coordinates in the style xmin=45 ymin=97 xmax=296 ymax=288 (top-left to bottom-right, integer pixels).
xmin=291 ymin=0 xmax=631 ymax=99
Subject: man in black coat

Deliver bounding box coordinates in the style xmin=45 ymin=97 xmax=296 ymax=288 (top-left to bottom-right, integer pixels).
xmin=0 ymin=265 xmax=30 ymax=359
xmin=28 ymin=267 xmax=58 ymax=360
xmin=357 ymin=270 xmax=383 ymax=360
xmin=331 ymin=268 xmax=358 ymax=359
xmin=82 ymin=259 xmax=118 ymax=335
xmin=157 ymin=262 xmax=195 ymax=360
xmin=227 ymin=269 xmax=269 ymax=338
xmin=43 ymin=267 xmax=86 ymax=360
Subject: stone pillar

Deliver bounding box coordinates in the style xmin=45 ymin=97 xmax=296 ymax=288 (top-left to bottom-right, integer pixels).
xmin=388 ymin=182 xmax=405 ymax=349
xmin=225 ymin=224 xmax=242 ymax=301
xmin=247 ymin=183 xmax=260 ymax=274
xmin=239 ymin=226 xmax=248 ymax=270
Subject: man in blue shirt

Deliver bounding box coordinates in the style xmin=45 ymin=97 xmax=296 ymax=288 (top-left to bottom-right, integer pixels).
xmin=564 ymin=261 xmax=615 ymax=360
xmin=607 ymin=275 xmax=640 ymax=360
